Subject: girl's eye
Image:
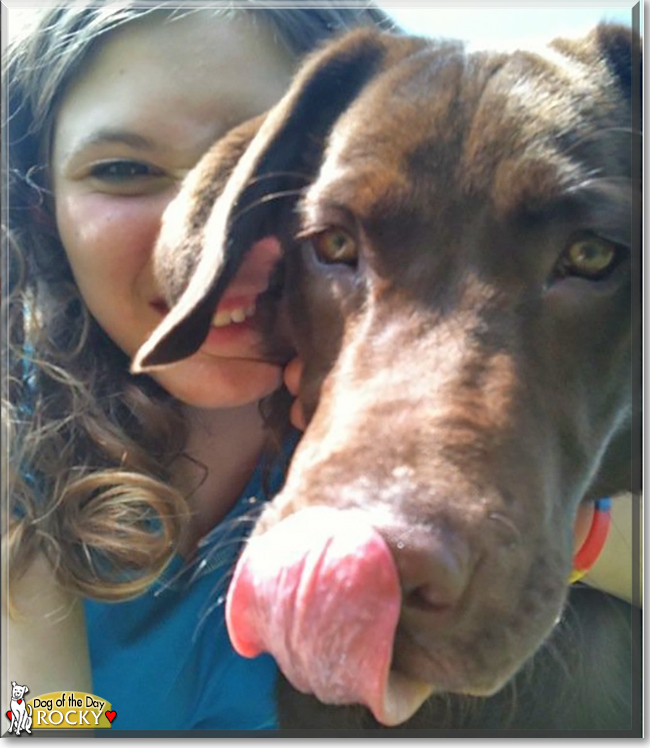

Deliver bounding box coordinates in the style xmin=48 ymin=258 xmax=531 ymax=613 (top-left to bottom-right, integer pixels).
xmin=86 ymin=159 xmax=172 ymax=196
xmin=554 ymin=234 xmax=622 ymax=281
xmin=89 ymin=160 xmax=163 ymax=181
xmin=310 ymin=227 xmax=358 ymax=266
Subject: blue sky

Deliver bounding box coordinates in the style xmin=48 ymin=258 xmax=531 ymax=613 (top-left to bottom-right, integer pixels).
xmin=379 ymin=5 xmax=637 ymax=49
xmin=5 ymin=5 xmax=639 ymax=46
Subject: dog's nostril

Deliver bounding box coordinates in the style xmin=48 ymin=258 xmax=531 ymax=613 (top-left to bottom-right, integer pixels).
xmin=404 ymin=584 xmax=456 ymax=612
xmin=386 ymin=528 xmax=472 ymax=613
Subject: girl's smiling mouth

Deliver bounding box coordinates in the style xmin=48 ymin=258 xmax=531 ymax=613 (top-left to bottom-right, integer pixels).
xmin=148 ymin=236 xmax=283 ymax=356
xmin=211 ymin=298 xmax=257 ymax=328
xmin=149 ymin=290 xmax=270 ymax=358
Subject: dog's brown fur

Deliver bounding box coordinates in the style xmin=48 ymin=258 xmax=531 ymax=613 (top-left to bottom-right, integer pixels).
xmin=134 ymin=24 xmax=640 ymax=731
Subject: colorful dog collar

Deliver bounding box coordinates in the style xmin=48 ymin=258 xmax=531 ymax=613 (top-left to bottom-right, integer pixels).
xmin=569 ymin=498 xmax=612 ymax=584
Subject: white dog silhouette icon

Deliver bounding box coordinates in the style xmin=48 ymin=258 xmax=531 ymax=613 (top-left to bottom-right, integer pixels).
xmin=7 ymin=682 xmax=32 ymax=736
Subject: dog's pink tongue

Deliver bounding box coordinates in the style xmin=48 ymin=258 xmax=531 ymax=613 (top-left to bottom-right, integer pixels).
xmin=226 ymin=507 xmax=433 ymax=726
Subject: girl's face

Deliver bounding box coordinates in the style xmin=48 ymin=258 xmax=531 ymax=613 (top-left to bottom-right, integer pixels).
xmin=52 ymin=11 xmax=294 ymax=408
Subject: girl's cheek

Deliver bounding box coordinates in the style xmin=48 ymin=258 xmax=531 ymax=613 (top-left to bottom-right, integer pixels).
xmin=56 ymin=192 xmax=173 ymax=275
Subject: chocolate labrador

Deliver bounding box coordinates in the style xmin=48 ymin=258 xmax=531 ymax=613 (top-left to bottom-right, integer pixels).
xmin=133 ymin=23 xmax=640 ymax=732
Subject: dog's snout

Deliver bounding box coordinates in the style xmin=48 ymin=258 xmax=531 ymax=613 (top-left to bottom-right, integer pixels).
xmin=383 ymin=525 xmax=473 ymax=613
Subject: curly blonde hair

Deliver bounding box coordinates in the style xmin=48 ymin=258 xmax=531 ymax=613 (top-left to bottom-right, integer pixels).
xmin=2 ymin=1 xmax=393 ymax=601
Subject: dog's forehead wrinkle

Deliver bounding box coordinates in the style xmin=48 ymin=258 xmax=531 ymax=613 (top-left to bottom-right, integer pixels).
xmin=343 ymin=36 xmax=467 ymax=126
xmin=306 ymin=44 xmax=610 ymax=230
xmin=453 ymin=43 xmax=625 ymax=220
xmin=314 ymin=56 xmax=619 ymax=233
xmin=302 ymin=157 xmax=408 ymax=231
xmin=308 ymin=46 xmax=476 ymax=220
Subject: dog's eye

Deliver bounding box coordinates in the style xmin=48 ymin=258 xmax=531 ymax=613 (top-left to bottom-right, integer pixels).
xmin=311 ymin=228 xmax=358 ymax=266
xmin=556 ymin=234 xmax=620 ymax=280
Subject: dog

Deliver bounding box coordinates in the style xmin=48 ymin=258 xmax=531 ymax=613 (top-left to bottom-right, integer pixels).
xmin=7 ymin=682 xmax=32 ymax=736
xmin=133 ymin=23 xmax=640 ymax=731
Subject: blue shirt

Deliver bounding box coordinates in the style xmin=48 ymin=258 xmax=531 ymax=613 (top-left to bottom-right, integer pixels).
xmin=84 ymin=446 xmax=294 ymax=731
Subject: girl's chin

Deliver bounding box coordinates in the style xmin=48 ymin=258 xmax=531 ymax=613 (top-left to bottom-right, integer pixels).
xmin=150 ymin=356 xmax=284 ymax=409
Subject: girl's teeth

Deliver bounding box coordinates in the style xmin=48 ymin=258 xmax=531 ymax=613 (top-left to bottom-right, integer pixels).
xmin=212 ymin=310 xmax=233 ymax=328
xmin=211 ymin=303 xmax=256 ymax=328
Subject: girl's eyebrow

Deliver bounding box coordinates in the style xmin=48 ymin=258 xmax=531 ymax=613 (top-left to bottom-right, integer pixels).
xmin=73 ymin=128 xmax=158 ymax=152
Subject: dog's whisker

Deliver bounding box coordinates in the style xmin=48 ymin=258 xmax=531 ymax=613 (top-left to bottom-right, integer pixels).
xmin=559 ymin=125 xmax=641 ymax=158
xmin=567 ymin=173 xmax=640 ymax=191
xmin=201 ymin=521 xmax=256 ymax=544
xmin=154 ymin=518 xmax=259 ymax=594
xmin=229 ymin=187 xmax=307 ymax=227
xmin=193 ymin=571 xmax=240 ymax=641
xmin=245 ymin=170 xmax=312 ymax=188
xmin=487 ymin=511 xmax=522 ymax=547
xmin=187 ymin=549 xmax=242 ymax=585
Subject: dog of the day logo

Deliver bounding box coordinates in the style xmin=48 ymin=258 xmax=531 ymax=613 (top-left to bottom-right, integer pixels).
xmin=5 ymin=686 xmax=116 ymax=732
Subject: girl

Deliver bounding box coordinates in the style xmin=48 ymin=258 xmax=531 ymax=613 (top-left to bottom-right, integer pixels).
xmin=3 ymin=2 xmax=391 ymax=730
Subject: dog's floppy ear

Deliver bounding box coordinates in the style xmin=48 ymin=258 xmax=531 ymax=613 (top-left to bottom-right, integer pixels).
xmin=594 ymin=22 xmax=642 ymax=101
xmin=551 ymin=21 xmax=641 ymax=102
xmin=133 ymin=29 xmax=425 ymax=371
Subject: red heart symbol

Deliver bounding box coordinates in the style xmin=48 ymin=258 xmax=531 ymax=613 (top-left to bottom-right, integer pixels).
xmin=105 ymin=711 xmax=116 ymax=724
xmin=6 ymin=711 xmax=12 ymax=721
xmin=17 ymin=700 xmax=22 ymax=705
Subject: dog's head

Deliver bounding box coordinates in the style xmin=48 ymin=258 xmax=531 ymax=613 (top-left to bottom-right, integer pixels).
xmin=134 ymin=25 xmax=639 ymax=725
xmin=11 ymin=683 xmax=28 ymax=701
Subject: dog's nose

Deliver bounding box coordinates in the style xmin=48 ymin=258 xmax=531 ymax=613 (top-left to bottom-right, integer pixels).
xmin=383 ymin=525 xmax=473 ymax=613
